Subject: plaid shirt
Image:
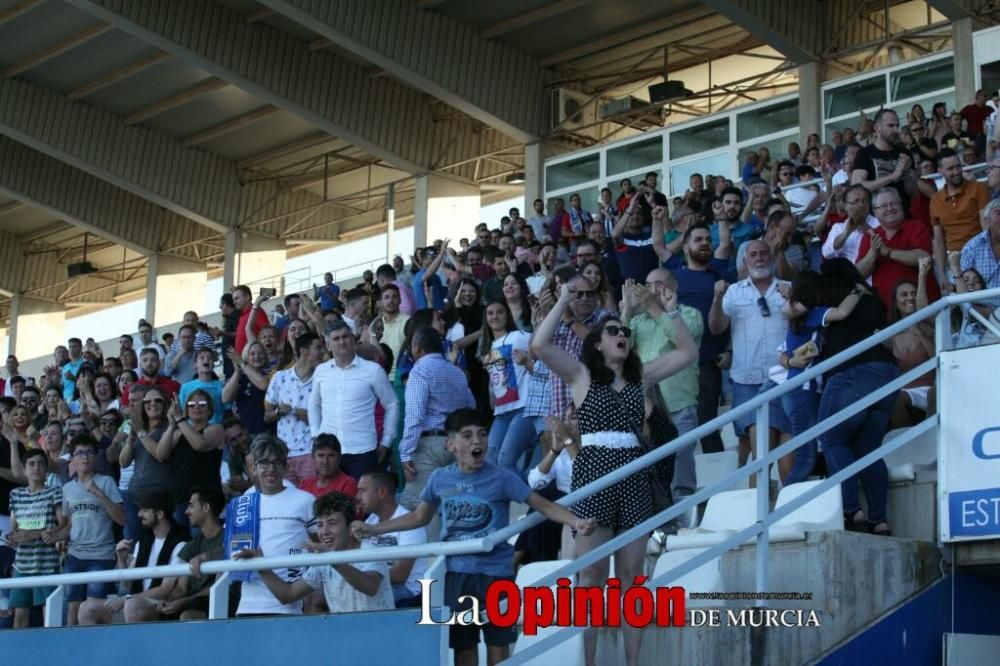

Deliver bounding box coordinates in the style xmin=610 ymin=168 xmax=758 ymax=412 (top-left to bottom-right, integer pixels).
xmin=960 ymin=230 xmax=1000 ymax=306
xmin=522 ymin=360 xmax=551 ymax=418
xmin=549 ymin=308 xmax=614 ymax=417
xmin=399 ymin=353 xmax=475 ymax=461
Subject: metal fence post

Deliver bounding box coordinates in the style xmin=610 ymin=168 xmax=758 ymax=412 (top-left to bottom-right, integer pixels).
xmin=755 ymin=403 xmax=770 ymax=605
xmin=208 ymin=572 xmax=232 ymax=619
xmin=44 ymin=585 xmax=65 ymax=627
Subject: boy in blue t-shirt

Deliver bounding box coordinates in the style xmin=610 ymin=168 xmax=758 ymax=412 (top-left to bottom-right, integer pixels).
xmin=353 ymin=408 xmax=593 ymax=665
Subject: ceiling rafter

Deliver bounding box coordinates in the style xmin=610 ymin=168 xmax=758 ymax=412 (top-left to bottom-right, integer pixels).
xmin=66 ymin=51 xmax=169 ymax=102
xmin=123 ymin=78 xmax=228 ymax=126
xmin=2 ymin=22 xmax=112 ymax=78
xmin=0 ymin=0 xmax=44 ymax=27
xmin=481 ymin=0 xmax=591 ymax=39
xmin=180 ymin=106 xmax=280 ymax=148
xmin=236 ymin=133 xmax=341 ymax=170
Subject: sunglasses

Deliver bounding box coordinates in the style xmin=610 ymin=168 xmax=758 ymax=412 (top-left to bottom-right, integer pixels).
xmin=573 ymin=290 xmax=596 ymax=299
xmin=757 ymin=296 xmax=772 ymax=318
xmin=72 ymin=450 xmax=96 ymax=458
xmin=187 ymin=400 xmax=209 ymax=408
xmin=143 ymin=397 xmax=164 ymax=405
xmin=604 ymin=325 xmax=632 ymax=338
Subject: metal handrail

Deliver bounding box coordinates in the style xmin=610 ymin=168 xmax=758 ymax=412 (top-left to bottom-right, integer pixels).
xmin=3 ymin=288 xmax=998 ymax=639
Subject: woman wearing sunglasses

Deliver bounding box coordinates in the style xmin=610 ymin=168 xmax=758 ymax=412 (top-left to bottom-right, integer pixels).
xmin=118 ymin=385 xmax=176 ymax=540
xmin=155 ymin=389 xmax=224 ymax=531
xmin=531 ymin=282 xmax=697 ymax=666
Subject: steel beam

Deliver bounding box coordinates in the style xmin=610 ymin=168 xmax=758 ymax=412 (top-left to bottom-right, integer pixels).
xmin=698 ymin=0 xmax=820 ymax=63
xmin=2 ymin=23 xmax=112 ymax=78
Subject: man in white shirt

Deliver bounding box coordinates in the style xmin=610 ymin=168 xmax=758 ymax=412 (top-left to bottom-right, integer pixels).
xmin=265 ymin=332 xmax=325 ymax=484
xmin=341 ymin=288 xmax=368 ymax=336
xmin=356 ymin=471 xmax=427 ymax=608
xmin=822 ymin=184 xmax=880 ymax=264
xmin=309 ymin=321 xmax=399 ymax=480
xmin=221 ymin=435 xmax=316 ymax=617
xmin=709 ymin=240 xmax=792 ymax=483
xmin=136 ymin=320 xmax=165 ymax=360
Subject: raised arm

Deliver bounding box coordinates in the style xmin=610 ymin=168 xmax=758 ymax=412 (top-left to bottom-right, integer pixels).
xmin=611 ymin=196 xmax=640 ymax=245
xmin=708 ymin=280 xmax=730 ymax=336
xmin=528 ymin=284 xmax=588 ymax=389
xmin=422 ymin=240 xmax=449 ymax=281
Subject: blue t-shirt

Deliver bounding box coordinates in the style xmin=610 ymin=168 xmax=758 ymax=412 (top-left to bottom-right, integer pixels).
xmin=316 ymin=284 xmax=340 ymax=312
xmin=709 ymin=221 xmax=757 ymax=272
xmin=179 ymin=378 xmax=230 ymax=425
xmin=62 ymin=358 xmax=85 ymax=401
xmin=412 ymin=269 xmax=446 ymax=310
xmin=419 ymin=461 xmax=532 ymax=576
xmin=785 ymin=307 xmax=830 ymax=387
xmin=664 ymin=255 xmax=737 ymax=363
xmin=614 ymin=230 xmax=659 ymax=283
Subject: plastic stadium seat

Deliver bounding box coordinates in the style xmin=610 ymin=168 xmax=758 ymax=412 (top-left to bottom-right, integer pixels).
xmin=769 ymin=480 xmax=844 ymax=542
xmin=882 ymin=426 xmax=938 ymax=482
xmin=513 ymin=626 xmax=584 ymax=665
xmin=695 ymin=450 xmax=742 ymax=491
xmin=652 ymin=548 xmax=723 ymax=607
xmin=666 ymin=489 xmax=757 ymax=550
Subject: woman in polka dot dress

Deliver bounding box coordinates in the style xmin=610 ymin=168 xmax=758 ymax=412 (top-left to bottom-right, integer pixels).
xmin=531 ymin=278 xmax=698 ymax=666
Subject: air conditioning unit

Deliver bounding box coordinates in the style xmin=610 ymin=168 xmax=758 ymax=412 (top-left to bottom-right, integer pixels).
xmin=549 ymin=88 xmax=598 ymax=131
xmin=648 ymin=80 xmax=693 ymax=103
xmin=67 ymin=261 xmax=97 ymax=278
xmin=600 ymin=96 xmax=649 ymax=120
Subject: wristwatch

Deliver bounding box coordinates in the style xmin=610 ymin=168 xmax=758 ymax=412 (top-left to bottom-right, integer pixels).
xmin=666 ymin=309 xmax=682 ymax=319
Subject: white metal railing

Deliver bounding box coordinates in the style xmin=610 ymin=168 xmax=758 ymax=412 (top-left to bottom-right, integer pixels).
xmin=2 ymin=289 xmax=999 ymax=657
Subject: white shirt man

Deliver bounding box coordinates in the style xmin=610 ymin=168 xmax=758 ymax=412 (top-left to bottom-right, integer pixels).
xmin=308 ymin=322 xmax=399 ymax=480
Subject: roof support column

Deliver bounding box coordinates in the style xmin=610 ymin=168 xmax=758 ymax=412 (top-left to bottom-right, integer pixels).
xmin=223 ymin=231 xmax=287 ymax=296
xmin=146 ymin=255 xmax=208 ymax=329
xmin=7 ymin=296 xmax=65 ymax=362
xmin=413 ymin=175 xmax=481 ymax=249
xmin=797 ymin=61 xmax=823 ymax=144
xmin=952 ymin=17 xmax=976 ymax=112
xmin=523 ymin=142 xmax=545 ymax=221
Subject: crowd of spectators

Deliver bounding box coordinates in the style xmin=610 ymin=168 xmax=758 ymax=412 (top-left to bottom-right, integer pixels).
xmin=1 ymin=90 xmax=999 ymax=666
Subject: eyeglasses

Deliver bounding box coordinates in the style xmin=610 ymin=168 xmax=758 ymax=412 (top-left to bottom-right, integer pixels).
xmin=187 ymin=400 xmax=209 ymax=408
xmin=72 ymin=450 xmax=96 ymax=458
xmin=143 ymin=397 xmax=164 ymax=405
xmin=254 ymin=459 xmax=286 ymax=470
xmin=757 ymin=297 xmax=772 ymax=318
xmin=874 ymin=203 xmax=900 ymax=211
xmin=575 ymin=251 xmax=597 ymax=260
xmin=604 ymin=325 xmax=632 ymax=338
xmin=573 ymin=290 xmax=596 ymax=299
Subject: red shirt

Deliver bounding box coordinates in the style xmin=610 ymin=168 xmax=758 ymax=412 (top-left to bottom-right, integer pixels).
xmin=235 ymin=306 xmax=269 ymax=354
xmin=960 ymin=103 xmax=992 ymax=135
xmin=860 ymin=220 xmax=940 ymax=311
xmin=136 ymin=375 xmax=181 ymax=400
xmin=299 ymin=472 xmax=358 ymax=498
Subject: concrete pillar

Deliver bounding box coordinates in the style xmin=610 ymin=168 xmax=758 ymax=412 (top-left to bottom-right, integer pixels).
xmin=145 ymin=254 xmax=208 ymax=328
xmin=8 ymin=295 xmax=65 ymax=362
xmin=797 ymin=61 xmax=822 ymax=143
xmin=413 ymin=175 xmax=481 ymax=247
xmin=953 ymin=18 xmax=976 ymax=112
xmin=222 ymin=230 xmax=287 ymax=294
xmin=524 ymin=142 xmax=545 ymax=214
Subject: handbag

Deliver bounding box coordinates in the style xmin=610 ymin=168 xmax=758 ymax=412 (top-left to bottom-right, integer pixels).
xmin=606 ymin=384 xmax=675 ymax=514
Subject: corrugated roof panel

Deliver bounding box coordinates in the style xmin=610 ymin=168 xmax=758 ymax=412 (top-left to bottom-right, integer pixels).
xmin=20 ymin=29 xmax=160 ymax=95
xmin=198 ymin=110 xmax=320 ymax=161
xmin=0 ymin=0 xmax=99 ymax=68
xmin=84 ymin=58 xmax=215 ymax=116
xmin=144 ymin=85 xmax=264 ymax=138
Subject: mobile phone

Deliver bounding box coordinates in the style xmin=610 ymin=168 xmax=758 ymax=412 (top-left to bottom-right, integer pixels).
xmin=260 ymin=287 xmax=276 ymax=298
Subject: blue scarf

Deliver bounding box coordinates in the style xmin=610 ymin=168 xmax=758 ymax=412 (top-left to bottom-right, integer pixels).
xmin=224 ymin=492 xmax=261 ymax=582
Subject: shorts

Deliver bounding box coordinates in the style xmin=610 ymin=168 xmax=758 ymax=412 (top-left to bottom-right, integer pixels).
xmin=444 ymin=571 xmax=517 ymax=651
xmin=571 ymin=445 xmax=652 ymax=530
xmin=901 ymin=386 xmax=930 ymax=412
xmin=10 ymin=570 xmax=57 ymax=609
xmin=731 ymin=381 xmax=791 ymax=437
xmin=64 ymin=555 xmax=116 ymax=602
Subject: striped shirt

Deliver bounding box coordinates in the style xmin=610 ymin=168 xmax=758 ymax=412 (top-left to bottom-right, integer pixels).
xmin=9 ymin=485 xmax=62 ymax=574
xmin=960 ymin=230 xmax=1000 ymax=307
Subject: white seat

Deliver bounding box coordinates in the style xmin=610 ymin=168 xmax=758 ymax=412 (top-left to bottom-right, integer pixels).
xmin=513 ymin=626 xmax=584 ymax=666
xmin=666 ymin=489 xmax=757 ymax=550
xmin=652 ymin=548 xmax=723 ymax=607
xmin=695 ymin=450 xmax=742 ymax=492
xmin=769 ymin=479 xmax=844 ymax=542
xmin=882 ymin=426 xmax=938 ymax=483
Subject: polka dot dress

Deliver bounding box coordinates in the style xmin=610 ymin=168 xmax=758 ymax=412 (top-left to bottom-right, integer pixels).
xmin=572 ymin=382 xmax=654 ymax=530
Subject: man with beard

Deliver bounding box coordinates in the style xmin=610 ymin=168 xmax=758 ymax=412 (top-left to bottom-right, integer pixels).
xmin=709 ymin=241 xmax=792 ymax=482
xmin=656 ymin=223 xmax=736 ymax=454
xmin=852 ymin=108 xmax=914 ymax=214
xmin=136 ymin=348 xmax=180 ymax=399
xmin=712 ymin=187 xmax=756 ymax=270
xmin=931 ymin=148 xmax=992 ymax=291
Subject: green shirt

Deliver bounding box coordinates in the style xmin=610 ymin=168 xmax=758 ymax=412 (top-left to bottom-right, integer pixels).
xmin=626 ymin=305 xmax=703 ymax=412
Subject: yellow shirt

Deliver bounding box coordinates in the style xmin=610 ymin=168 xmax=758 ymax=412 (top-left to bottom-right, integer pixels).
xmin=381 ymin=313 xmax=409 ymax=380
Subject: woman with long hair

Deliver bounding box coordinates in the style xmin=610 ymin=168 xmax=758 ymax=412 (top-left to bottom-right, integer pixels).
xmin=928 ymin=102 xmax=950 ymax=147
xmin=502 ymin=272 xmax=534 ymax=332
xmin=79 ymin=371 xmax=120 ymax=423
xmin=156 ymin=388 xmax=224 ymax=529
xmin=479 ymin=299 xmax=535 ymax=478
xmin=889 ymin=274 xmax=936 ymax=427
xmin=579 ymin=260 xmax=618 ymax=312
xmin=223 ymin=342 xmax=272 ymax=437
xmin=278 ymin=318 xmax=310 ymax=369
xmin=531 ymin=279 xmax=697 ymax=666
xmin=120 ymin=348 xmax=138 ymax=372
xmin=446 ymin=277 xmax=488 ymax=407
xmin=118 ymin=385 xmax=175 ymax=538
xmin=817 ymin=258 xmax=899 ymax=536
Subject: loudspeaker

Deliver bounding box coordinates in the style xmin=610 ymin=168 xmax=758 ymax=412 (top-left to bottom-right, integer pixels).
xmin=67 ymin=261 xmax=97 ymax=278
xmin=648 ymin=80 xmax=693 ymax=103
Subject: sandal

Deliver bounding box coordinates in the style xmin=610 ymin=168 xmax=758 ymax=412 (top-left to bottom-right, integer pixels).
xmin=869 ymin=521 xmax=892 ymax=537
xmin=844 ymin=510 xmax=868 ymax=532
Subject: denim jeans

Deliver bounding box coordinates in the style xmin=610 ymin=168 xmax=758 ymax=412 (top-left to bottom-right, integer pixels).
xmin=670 ymin=405 xmax=699 ymax=496
xmin=486 ymin=408 xmax=537 ymax=481
xmin=122 ymin=491 xmax=142 ymax=543
xmin=818 ymin=362 xmax=900 ymax=523
xmin=781 ymin=386 xmax=821 ymax=485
